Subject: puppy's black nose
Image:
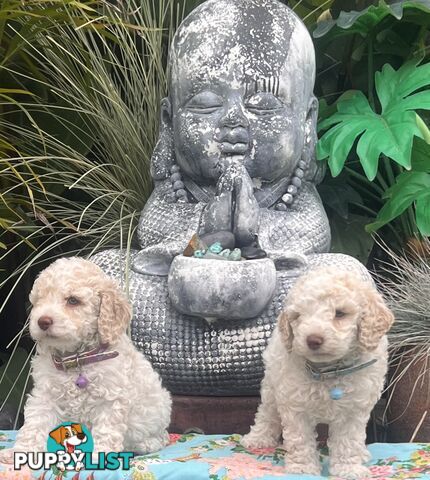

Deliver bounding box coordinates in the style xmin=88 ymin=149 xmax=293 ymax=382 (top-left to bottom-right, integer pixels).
xmin=38 ymin=316 xmax=53 ymax=331
xmin=77 ymin=432 xmax=86 ymax=440
xmin=307 ymin=334 xmax=324 ymax=350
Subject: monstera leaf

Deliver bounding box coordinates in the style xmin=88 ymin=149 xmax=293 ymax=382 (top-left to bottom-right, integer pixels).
xmin=367 ymin=138 xmax=430 ymax=236
xmin=368 ymin=171 xmax=430 ymax=236
xmin=317 ymin=59 xmax=430 ymax=180
xmin=314 ymin=0 xmax=430 ymax=38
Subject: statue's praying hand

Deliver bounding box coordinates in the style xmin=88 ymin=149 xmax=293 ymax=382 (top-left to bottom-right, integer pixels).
xmin=200 ymin=161 xmax=259 ymax=247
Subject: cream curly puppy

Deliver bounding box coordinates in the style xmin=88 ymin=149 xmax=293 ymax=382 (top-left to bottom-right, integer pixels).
xmin=0 ymin=257 xmax=171 ymax=464
xmin=242 ymin=267 xmax=394 ymax=479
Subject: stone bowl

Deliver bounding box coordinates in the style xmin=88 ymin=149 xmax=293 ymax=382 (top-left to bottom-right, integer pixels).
xmin=167 ymin=255 xmax=277 ymax=320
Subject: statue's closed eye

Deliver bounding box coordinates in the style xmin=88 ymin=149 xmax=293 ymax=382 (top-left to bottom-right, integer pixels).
xmin=246 ymin=92 xmax=283 ymax=115
xmin=186 ymin=91 xmax=223 ymax=114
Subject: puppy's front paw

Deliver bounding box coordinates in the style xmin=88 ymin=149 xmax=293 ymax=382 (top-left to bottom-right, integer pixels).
xmin=358 ymin=449 xmax=372 ymax=463
xmin=284 ymin=461 xmax=321 ymax=476
xmin=0 ymin=448 xmax=15 ymax=464
xmin=330 ymin=463 xmax=370 ymax=479
xmin=241 ymin=432 xmax=279 ymax=449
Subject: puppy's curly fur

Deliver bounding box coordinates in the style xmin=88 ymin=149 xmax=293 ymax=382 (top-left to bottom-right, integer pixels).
xmin=242 ymin=267 xmax=394 ymax=479
xmin=0 ymin=257 xmax=171 ymax=463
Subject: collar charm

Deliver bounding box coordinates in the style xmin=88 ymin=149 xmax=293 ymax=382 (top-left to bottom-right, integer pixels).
xmin=75 ymin=373 xmax=89 ymax=389
xmin=329 ymin=387 xmax=344 ymax=400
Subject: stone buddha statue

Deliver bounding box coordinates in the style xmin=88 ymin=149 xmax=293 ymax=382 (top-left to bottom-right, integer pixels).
xmin=93 ymin=0 xmax=365 ymax=395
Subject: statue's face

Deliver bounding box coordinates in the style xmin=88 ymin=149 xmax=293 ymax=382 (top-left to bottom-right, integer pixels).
xmin=171 ymin=67 xmax=310 ymax=184
xmin=167 ymin=0 xmax=316 ymax=185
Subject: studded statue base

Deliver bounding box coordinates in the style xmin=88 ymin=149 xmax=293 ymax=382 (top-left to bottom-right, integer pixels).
xmin=92 ymin=248 xmax=367 ymax=396
xmin=92 ymin=0 xmax=368 ymax=395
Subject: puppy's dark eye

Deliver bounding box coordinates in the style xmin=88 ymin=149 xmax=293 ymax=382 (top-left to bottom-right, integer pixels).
xmin=67 ymin=296 xmax=80 ymax=306
xmin=335 ymin=309 xmax=346 ymax=318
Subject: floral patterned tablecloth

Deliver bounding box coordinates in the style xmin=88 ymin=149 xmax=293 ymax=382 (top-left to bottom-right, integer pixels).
xmin=1 ymin=431 xmax=430 ymax=480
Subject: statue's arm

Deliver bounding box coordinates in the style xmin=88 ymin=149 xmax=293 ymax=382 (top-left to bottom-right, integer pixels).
xmin=258 ymin=182 xmax=331 ymax=258
xmin=137 ymin=181 xmax=204 ymax=257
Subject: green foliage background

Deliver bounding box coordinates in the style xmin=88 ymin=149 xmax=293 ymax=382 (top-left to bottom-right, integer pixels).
xmin=315 ymin=1 xmax=430 ymax=248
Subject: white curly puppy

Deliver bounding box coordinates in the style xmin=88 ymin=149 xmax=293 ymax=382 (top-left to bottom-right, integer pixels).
xmin=0 ymin=257 xmax=171 ymax=464
xmin=242 ymin=267 xmax=394 ymax=479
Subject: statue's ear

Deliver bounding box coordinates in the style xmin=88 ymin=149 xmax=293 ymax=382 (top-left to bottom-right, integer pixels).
xmin=151 ymin=97 xmax=176 ymax=181
xmin=303 ymin=95 xmax=325 ymax=184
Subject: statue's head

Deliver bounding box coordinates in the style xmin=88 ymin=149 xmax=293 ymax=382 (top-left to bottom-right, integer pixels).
xmin=151 ymin=0 xmax=318 ymax=186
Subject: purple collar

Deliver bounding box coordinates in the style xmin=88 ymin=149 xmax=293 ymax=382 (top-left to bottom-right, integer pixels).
xmin=52 ymin=343 xmax=119 ymax=371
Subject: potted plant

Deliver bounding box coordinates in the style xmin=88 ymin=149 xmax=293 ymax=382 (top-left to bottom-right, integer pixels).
xmin=379 ymin=239 xmax=430 ymax=442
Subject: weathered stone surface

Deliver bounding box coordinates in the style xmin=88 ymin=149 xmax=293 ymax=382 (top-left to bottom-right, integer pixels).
xmin=168 ymin=256 xmax=277 ymax=319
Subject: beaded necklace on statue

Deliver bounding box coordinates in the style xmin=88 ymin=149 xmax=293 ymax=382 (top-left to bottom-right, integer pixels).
xmin=164 ymin=154 xmax=309 ymax=209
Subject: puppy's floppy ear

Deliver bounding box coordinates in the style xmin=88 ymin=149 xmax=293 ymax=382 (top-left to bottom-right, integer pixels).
xmin=278 ymin=309 xmax=293 ymax=352
xmin=98 ymin=280 xmax=132 ymax=346
xmin=49 ymin=426 xmax=66 ymax=445
xmin=358 ymin=286 xmax=394 ymax=351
